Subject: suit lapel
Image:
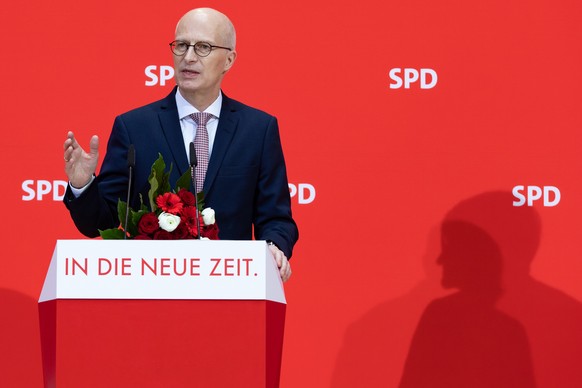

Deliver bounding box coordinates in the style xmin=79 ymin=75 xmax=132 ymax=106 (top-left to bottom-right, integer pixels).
xmin=158 ymin=88 xmax=189 ymax=177
xmin=204 ymin=94 xmax=239 ymax=195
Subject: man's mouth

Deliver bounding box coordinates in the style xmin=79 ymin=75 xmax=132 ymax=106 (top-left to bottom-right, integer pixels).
xmin=182 ymin=69 xmax=200 ymax=75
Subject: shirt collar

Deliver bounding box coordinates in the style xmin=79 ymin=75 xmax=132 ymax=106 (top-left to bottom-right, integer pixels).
xmin=175 ymin=88 xmax=222 ymax=120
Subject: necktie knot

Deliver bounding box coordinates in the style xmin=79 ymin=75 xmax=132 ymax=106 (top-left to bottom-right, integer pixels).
xmin=190 ymin=112 xmax=214 ymax=126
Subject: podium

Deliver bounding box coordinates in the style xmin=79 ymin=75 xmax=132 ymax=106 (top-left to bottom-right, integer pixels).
xmin=38 ymin=240 xmax=286 ymax=388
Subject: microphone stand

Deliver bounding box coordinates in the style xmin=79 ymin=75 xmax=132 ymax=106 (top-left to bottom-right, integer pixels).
xmin=189 ymin=142 xmax=202 ymax=239
xmin=123 ymin=144 xmax=136 ymax=239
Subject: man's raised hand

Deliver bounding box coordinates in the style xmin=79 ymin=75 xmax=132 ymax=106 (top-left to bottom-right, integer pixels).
xmin=63 ymin=131 xmax=99 ymax=188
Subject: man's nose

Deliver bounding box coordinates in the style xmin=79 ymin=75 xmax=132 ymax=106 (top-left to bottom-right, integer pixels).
xmin=184 ymin=46 xmax=199 ymax=62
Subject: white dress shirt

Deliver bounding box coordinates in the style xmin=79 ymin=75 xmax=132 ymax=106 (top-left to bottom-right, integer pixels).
xmin=175 ymin=88 xmax=222 ymax=159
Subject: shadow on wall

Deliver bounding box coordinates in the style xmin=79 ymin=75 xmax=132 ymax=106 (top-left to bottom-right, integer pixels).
xmin=331 ymin=226 xmax=448 ymax=388
xmin=0 ymin=288 xmax=43 ymax=387
xmin=331 ymin=191 xmax=582 ymax=388
xmin=399 ymin=219 xmax=535 ymax=387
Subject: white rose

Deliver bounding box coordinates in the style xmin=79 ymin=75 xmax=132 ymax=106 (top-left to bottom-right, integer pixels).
xmin=158 ymin=212 xmax=181 ymax=232
xmin=201 ymin=208 xmax=216 ymax=225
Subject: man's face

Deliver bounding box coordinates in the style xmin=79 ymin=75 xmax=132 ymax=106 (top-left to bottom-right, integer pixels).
xmin=173 ymin=13 xmax=235 ymax=100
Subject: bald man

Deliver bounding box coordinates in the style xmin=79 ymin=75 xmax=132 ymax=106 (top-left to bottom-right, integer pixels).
xmin=63 ymin=8 xmax=297 ymax=281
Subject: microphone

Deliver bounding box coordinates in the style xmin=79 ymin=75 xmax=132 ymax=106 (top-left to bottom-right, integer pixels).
xmin=123 ymin=144 xmax=136 ymax=239
xmin=189 ymin=141 xmax=197 ymax=168
xmin=189 ymin=142 xmax=201 ymax=239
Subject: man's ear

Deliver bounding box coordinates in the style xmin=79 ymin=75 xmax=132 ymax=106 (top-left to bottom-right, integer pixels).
xmin=223 ymin=50 xmax=237 ymax=73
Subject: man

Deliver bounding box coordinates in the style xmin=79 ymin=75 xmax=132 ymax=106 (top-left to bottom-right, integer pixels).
xmin=63 ymin=8 xmax=297 ymax=281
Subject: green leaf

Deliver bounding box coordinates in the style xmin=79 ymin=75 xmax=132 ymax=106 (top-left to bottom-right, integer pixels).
xmin=139 ymin=194 xmax=148 ymax=212
xmin=131 ymin=209 xmax=149 ymax=235
xmin=117 ymin=199 xmax=128 ymax=226
xmin=160 ymin=163 xmax=172 ymax=195
xmin=147 ymin=155 xmax=165 ymax=211
xmin=197 ymin=191 xmax=206 ymax=210
xmin=148 ymin=171 xmax=159 ymax=212
xmin=124 ymin=207 xmax=140 ymax=237
xmin=176 ymin=170 xmax=192 ymax=192
xmin=99 ymin=228 xmax=126 ymax=239
xmin=113 ymin=199 xmax=141 ymax=237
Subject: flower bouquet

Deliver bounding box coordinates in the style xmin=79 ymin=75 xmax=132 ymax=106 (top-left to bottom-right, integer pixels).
xmin=99 ymin=154 xmax=218 ymax=240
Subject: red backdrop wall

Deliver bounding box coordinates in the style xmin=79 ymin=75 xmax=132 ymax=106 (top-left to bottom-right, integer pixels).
xmin=1 ymin=0 xmax=581 ymax=386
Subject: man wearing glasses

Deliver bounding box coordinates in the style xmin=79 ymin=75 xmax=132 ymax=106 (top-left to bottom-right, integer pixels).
xmin=62 ymin=8 xmax=297 ymax=281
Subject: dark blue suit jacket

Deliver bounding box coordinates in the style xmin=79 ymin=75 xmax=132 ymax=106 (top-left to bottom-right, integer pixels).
xmin=65 ymin=88 xmax=298 ymax=258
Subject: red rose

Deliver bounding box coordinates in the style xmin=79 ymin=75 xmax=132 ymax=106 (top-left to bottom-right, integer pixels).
xmin=153 ymin=229 xmax=173 ymax=240
xmin=180 ymin=206 xmax=200 ymax=237
xmin=173 ymin=222 xmax=190 ymax=239
xmin=202 ymin=223 xmax=220 ymax=240
xmin=134 ymin=234 xmax=152 ymax=240
xmin=177 ymin=189 xmax=196 ymax=206
xmin=138 ymin=212 xmax=159 ymax=235
xmin=156 ymin=193 xmax=183 ymax=214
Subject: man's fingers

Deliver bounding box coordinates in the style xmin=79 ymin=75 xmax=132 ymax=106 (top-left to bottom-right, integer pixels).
xmin=64 ymin=133 xmax=75 ymax=162
xmin=89 ymin=135 xmax=99 ymax=155
xmin=63 ymin=133 xmax=99 ymax=160
xmin=268 ymin=244 xmax=291 ymax=282
xmin=64 ymin=132 xmax=75 ymax=152
xmin=281 ymin=261 xmax=292 ymax=282
xmin=278 ymin=256 xmax=291 ymax=282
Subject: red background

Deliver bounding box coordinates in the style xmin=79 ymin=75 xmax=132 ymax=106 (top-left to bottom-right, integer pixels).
xmin=1 ymin=0 xmax=581 ymax=386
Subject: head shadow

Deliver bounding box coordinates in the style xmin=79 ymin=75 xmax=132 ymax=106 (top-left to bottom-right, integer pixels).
xmin=400 ymin=191 xmax=538 ymax=387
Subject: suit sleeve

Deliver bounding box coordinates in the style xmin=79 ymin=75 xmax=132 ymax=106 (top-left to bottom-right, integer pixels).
xmin=252 ymin=116 xmax=299 ymax=258
xmin=63 ymin=116 xmax=132 ymax=236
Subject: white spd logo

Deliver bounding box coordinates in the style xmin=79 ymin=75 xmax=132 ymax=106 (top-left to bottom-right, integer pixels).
xmin=512 ymin=185 xmax=560 ymax=207
xmin=22 ymin=180 xmax=67 ymax=201
xmin=389 ymin=68 xmax=437 ymax=89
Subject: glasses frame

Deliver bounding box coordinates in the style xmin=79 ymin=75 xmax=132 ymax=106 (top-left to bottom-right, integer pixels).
xmin=169 ymin=40 xmax=232 ymax=57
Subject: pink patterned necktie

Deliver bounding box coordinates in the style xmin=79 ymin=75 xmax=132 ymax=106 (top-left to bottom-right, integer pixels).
xmin=190 ymin=112 xmax=214 ymax=193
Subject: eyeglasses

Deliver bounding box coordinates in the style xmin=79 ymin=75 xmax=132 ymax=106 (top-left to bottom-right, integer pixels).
xmin=169 ymin=40 xmax=232 ymax=57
